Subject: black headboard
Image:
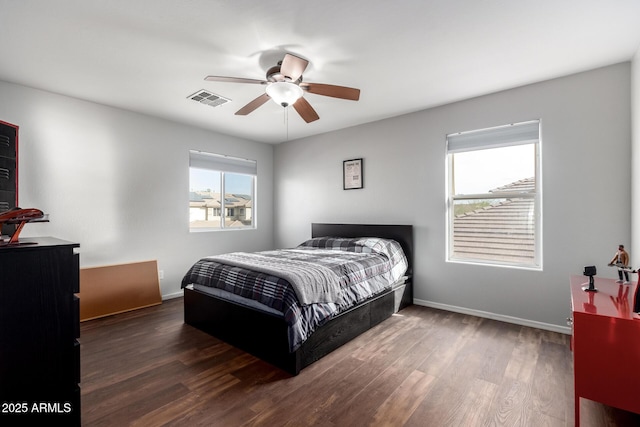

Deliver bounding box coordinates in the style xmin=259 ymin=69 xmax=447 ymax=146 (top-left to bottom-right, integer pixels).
xmin=311 ymin=223 xmax=413 ymax=274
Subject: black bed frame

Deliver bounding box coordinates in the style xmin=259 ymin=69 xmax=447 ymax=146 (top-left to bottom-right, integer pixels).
xmin=183 ymin=223 xmax=413 ymax=375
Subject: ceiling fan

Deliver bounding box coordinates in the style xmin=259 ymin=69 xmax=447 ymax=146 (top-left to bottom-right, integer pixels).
xmin=204 ymin=53 xmax=360 ymax=123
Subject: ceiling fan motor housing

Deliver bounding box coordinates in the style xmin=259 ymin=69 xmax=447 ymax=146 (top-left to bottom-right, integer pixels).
xmin=266 ymin=64 xmax=303 ymax=84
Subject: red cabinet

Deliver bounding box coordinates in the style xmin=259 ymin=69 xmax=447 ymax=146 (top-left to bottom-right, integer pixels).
xmin=570 ymin=275 xmax=640 ymax=426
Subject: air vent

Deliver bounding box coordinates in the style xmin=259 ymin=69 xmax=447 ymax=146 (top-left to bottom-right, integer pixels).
xmin=188 ymin=90 xmax=231 ymax=108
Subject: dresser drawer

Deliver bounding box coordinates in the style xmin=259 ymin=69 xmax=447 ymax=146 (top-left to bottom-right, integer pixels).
xmin=73 ymin=296 xmax=80 ymax=338
xmin=72 ymin=253 xmax=80 ymax=293
xmin=73 ymin=340 xmax=81 ymax=384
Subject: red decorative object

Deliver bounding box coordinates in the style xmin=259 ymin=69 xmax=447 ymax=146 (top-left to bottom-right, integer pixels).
xmin=0 ymin=208 xmax=48 ymax=245
xmin=570 ymin=275 xmax=640 ymax=426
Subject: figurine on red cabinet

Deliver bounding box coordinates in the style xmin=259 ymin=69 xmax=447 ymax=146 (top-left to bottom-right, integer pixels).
xmin=608 ymin=244 xmax=630 ymax=284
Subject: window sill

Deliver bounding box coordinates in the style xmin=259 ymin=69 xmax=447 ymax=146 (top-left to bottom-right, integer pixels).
xmin=446 ymin=258 xmax=542 ymax=271
xmin=189 ymin=227 xmax=256 ymax=233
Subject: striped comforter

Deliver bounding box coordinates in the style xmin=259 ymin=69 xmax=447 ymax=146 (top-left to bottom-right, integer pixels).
xmin=181 ymin=237 xmax=408 ymax=352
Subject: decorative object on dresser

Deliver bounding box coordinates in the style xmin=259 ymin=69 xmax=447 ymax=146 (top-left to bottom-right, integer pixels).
xmin=582 ymin=265 xmax=597 ymax=292
xmin=569 ymin=275 xmax=640 ymax=427
xmin=0 ymin=238 xmax=81 ymax=426
xmin=182 ymin=223 xmax=413 ymax=375
xmin=0 ymin=207 xmax=49 ymax=245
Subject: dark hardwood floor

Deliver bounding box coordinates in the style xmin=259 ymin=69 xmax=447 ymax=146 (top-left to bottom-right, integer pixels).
xmin=80 ymin=298 xmax=640 ymax=426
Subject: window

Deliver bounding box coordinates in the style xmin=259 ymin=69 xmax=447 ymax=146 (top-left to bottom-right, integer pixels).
xmin=189 ymin=150 xmax=256 ymax=230
xmin=446 ymin=120 xmax=541 ymax=269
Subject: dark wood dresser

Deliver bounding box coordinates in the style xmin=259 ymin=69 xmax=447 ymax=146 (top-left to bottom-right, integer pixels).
xmin=0 ymin=237 xmax=80 ymax=425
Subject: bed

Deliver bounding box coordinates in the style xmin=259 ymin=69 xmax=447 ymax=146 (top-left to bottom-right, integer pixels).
xmin=182 ymin=223 xmax=413 ymax=375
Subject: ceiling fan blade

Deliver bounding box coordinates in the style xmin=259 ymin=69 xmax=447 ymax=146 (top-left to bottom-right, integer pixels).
xmin=300 ymin=83 xmax=360 ymax=101
xmin=280 ymin=54 xmax=309 ymax=82
xmin=235 ymin=93 xmax=270 ymax=115
xmin=293 ymin=97 xmax=319 ymax=123
xmin=205 ymin=75 xmax=267 ymax=85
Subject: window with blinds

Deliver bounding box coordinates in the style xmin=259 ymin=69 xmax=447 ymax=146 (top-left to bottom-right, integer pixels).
xmin=189 ymin=150 xmax=256 ymax=230
xmin=446 ymin=120 xmax=541 ymax=269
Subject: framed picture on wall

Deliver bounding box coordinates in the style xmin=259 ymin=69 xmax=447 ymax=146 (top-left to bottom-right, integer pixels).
xmin=343 ymin=158 xmax=363 ymax=190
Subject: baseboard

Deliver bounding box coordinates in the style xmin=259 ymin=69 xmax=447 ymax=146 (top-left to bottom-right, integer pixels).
xmin=163 ymin=289 xmax=184 ymax=300
xmin=413 ymin=298 xmax=571 ymax=335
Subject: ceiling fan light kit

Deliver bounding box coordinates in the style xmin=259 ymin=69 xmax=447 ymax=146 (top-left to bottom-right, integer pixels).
xmin=265 ymin=82 xmax=303 ymax=107
xmin=204 ymin=53 xmax=360 ymax=124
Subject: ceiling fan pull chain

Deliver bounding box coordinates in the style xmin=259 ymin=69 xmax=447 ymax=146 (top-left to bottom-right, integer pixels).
xmin=285 ymin=107 xmax=289 ymax=140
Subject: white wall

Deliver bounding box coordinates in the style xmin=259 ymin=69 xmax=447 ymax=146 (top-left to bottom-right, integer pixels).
xmin=0 ymin=80 xmax=274 ymax=298
xmin=274 ymin=63 xmax=632 ymax=330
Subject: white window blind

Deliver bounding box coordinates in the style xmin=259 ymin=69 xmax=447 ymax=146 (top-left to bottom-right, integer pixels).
xmin=189 ymin=150 xmax=257 ymax=175
xmin=447 ymin=120 xmax=540 ymax=153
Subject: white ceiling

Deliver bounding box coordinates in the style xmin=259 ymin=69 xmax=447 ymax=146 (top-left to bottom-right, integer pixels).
xmin=1 ymin=0 xmax=640 ymax=144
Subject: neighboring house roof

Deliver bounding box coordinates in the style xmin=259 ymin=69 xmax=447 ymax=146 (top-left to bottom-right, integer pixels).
xmin=453 ymin=178 xmax=535 ymax=264
xmin=491 ymin=177 xmax=536 ymax=193
xmin=189 ymin=192 xmax=205 ymax=202
xmin=189 ymin=191 xmax=251 ymax=209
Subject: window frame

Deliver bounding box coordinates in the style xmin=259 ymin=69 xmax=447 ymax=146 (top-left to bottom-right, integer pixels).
xmin=189 ymin=150 xmax=257 ymax=231
xmin=445 ymin=120 xmax=542 ymax=270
